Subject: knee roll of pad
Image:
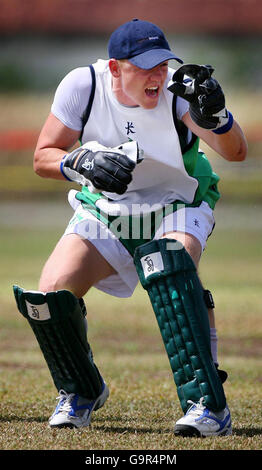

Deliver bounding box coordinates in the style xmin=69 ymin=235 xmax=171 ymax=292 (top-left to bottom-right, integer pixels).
xmin=134 ymin=239 xmax=226 ymax=413
xmin=13 ymin=285 xmax=103 ymax=399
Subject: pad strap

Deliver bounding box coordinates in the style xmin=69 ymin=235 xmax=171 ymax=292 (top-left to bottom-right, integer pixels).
xmin=203 ymin=289 xmax=215 ymax=309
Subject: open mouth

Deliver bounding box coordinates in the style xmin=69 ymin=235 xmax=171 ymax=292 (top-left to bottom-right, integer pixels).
xmin=145 ymin=86 xmax=159 ymax=97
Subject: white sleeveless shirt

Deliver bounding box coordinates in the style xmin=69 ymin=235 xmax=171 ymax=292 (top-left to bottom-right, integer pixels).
xmin=51 ymin=59 xmax=199 ymax=209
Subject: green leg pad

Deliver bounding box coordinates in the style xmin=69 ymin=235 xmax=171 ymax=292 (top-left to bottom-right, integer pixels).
xmin=13 ymin=285 xmax=103 ymax=399
xmin=134 ymin=239 xmax=226 ymax=413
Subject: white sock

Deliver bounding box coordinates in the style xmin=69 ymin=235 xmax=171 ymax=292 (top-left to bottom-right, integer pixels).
xmin=210 ymin=327 xmax=218 ymax=365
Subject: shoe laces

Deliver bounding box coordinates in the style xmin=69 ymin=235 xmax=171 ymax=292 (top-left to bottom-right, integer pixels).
xmin=186 ymin=397 xmax=206 ymax=416
xmin=56 ymin=390 xmax=75 ymax=412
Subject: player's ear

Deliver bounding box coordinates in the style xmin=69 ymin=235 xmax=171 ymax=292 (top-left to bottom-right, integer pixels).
xmin=109 ymin=58 xmax=121 ymax=78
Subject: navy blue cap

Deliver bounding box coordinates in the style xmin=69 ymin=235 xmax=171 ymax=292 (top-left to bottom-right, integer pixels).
xmin=108 ymin=19 xmax=183 ymax=70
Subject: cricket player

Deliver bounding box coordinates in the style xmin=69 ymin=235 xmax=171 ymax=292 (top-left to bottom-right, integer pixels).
xmin=13 ymin=19 xmax=247 ymax=436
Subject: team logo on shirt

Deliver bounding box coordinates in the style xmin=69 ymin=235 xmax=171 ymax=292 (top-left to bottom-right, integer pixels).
xmin=125 ymin=122 xmax=135 ymax=135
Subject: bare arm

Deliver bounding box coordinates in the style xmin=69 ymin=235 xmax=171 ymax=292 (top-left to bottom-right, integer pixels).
xmin=182 ymin=111 xmax=248 ymax=162
xmin=34 ymin=113 xmax=81 ymax=180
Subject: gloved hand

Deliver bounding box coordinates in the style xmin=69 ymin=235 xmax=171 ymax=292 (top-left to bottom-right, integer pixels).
xmin=168 ymin=64 xmax=232 ymax=131
xmin=61 ymin=140 xmax=143 ymax=195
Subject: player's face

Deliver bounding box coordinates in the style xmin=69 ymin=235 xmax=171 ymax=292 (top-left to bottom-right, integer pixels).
xmin=111 ymin=60 xmax=169 ymax=109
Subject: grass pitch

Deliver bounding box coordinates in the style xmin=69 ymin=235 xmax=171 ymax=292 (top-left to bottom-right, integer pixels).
xmin=0 ymin=201 xmax=261 ymax=453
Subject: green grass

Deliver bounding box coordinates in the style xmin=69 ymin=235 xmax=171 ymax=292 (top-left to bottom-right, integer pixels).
xmin=0 ymin=203 xmax=261 ymax=451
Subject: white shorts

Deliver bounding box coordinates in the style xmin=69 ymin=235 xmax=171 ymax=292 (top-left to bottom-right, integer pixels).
xmin=64 ymin=191 xmax=215 ymax=298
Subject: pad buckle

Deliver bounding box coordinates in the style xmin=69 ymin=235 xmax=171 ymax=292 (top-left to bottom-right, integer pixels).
xmin=203 ymin=289 xmax=215 ymax=309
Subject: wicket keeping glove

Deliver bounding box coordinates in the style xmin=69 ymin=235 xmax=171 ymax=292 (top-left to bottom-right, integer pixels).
xmin=168 ymin=64 xmax=233 ymax=133
xmin=61 ymin=140 xmax=142 ymax=195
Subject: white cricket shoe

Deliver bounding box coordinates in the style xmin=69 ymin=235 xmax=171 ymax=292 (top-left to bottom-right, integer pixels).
xmin=49 ymin=382 xmax=109 ymax=428
xmin=174 ymin=397 xmax=232 ymax=437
